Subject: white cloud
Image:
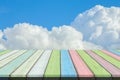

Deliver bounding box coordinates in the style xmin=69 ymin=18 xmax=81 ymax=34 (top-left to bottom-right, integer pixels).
xmin=3 ymin=23 xmax=49 ymax=49
xmin=2 ymin=23 xmax=101 ymax=49
xmin=0 ymin=30 xmax=5 ymax=49
xmin=0 ymin=5 xmax=119 ymax=49
xmin=71 ymin=5 xmax=120 ymax=49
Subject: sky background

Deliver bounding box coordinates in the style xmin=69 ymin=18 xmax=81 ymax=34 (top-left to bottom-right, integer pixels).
xmin=0 ymin=0 xmax=120 ymax=30
xmin=0 ymin=0 xmax=120 ymax=49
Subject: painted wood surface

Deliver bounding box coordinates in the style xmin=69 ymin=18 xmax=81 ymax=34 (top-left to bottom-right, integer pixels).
xmin=61 ymin=50 xmax=77 ymax=77
xmin=44 ymin=50 xmax=60 ymax=77
xmin=0 ymin=50 xmax=11 ymax=56
xmin=0 ymin=50 xmax=26 ymax=68
xmin=101 ymin=50 xmax=120 ymax=61
xmin=0 ymin=50 xmax=120 ymax=78
xmin=109 ymin=50 xmax=120 ymax=56
xmin=77 ymin=50 xmax=111 ymax=77
xmin=27 ymin=50 xmax=52 ymax=77
xmin=93 ymin=50 xmax=120 ymax=69
xmin=86 ymin=50 xmax=120 ymax=77
xmin=0 ymin=50 xmax=36 ymax=77
xmin=0 ymin=50 xmax=18 ymax=61
xmin=11 ymin=50 xmax=43 ymax=77
xmin=117 ymin=50 xmax=120 ymax=52
xmin=69 ymin=50 xmax=93 ymax=77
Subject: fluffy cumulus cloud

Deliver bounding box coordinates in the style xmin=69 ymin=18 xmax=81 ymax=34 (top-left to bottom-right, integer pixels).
xmin=0 ymin=5 xmax=120 ymax=49
xmin=0 ymin=30 xmax=5 ymax=49
xmin=71 ymin=5 xmax=120 ymax=49
xmin=1 ymin=23 xmax=101 ymax=49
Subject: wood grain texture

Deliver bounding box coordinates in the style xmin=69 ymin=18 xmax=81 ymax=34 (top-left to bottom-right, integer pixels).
xmin=0 ymin=50 xmax=11 ymax=56
xmin=0 ymin=50 xmax=36 ymax=77
xmin=61 ymin=50 xmax=77 ymax=77
xmin=69 ymin=50 xmax=94 ymax=77
xmin=27 ymin=50 xmax=52 ymax=77
xmin=11 ymin=50 xmax=43 ymax=77
xmin=0 ymin=50 xmax=18 ymax=61
xmin=0 ymin=50 xmax=26 ymax=68
xmin=86 ymin=50 xmax=120 ymax=77
xmin=44 ymin=50 xmax=60 ymax=77
xmin=77 ymin=50 xmax=111 ymax=77
xmin=101 ymin=50 xmax=120 ymax=61
xmin=93 ymin=50 xmax=120 ymax=69
xmin=109 ymin=50 xmax=120 ymax=56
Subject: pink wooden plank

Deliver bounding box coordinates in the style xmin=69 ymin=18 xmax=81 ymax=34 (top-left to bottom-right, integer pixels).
xmin=69 ymin=50 xmax=94 ymax=77
xmin=101 ymin=50 xmax=120 ymax=61
xmin=86 ymin=50 xmax=120 ymax=77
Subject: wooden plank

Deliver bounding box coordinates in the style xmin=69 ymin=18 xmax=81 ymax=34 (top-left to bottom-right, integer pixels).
xmin=0 ymin=50 xmax=11 ymax=56
xmin=77 ymin=50 xmax=111 ymax=77
xmin=109 ymin=50 xmax=120 ymax=56
xmin=44 ymin=50 xmax=60 ymax=77
xmin=61 ymin=50 xmax=77 ymax=77
xmin=27 ymin=50 xmax=52 ymax=77
xmin=69 ymin=50 xmax=94 ymax=77
xmin=11 ymin=50 xmax=43 ymax=77
xmin=0 ymin=50 xmax=19 ymax=61
xmin=101 ymin=50 xmax=120 ymax=61
xmin=86 ymin=50 xmax=120 ymax=77
xmin=93 ymin=50 xmax=120 ymax=69
xmin=0 ymin=50 xmax=26 ymax=68
xmin=0 ymin=50 xmax=36 ymax=77
xmin=117 ymin=50 xmax=120 ymax=52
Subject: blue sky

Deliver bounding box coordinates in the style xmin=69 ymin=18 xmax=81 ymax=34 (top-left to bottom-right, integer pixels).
xmin=0 ymin=0 xmax=120 ymax=49
xmin=0 ymin=0 xmax=120 ymax=30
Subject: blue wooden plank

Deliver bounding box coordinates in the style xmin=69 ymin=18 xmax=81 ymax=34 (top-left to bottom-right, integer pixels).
xmin=61 ymin=50 xmax=77 ymax=77
xmin=0 ymin=50 xmax=36 ymax=77
xmin=109 ymin=50 xmax=120 ymax=56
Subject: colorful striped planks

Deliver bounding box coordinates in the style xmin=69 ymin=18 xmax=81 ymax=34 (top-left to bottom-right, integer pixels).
xmin=109 ymin=50 xmax=120 ymax=56
xmin=117 ymin=50 xmax=120 ymax=52
xmin=93 ymin=50 xmax=120 ymax=69
xmin=0 ymin=50 xmax=19 ymax=61
xmin=27 ymin=50 xmax=52 ymax=77
xmin=86 ymin=50 xmax=120 ymax=77
xmin=0 ymin=50 xmax=26 ymax=68
xmin=0 ymin=50 xmax=120 ymax=78
xmin=44 ymin=50 xmax=60 ymax=77
xmin=61 ymin=50 xmax=77 ymax=77
xmin=11 ymin=50 xmax=43 ymax=77
xmin=0 ymin=50 xmax=36 ymax=77
xmin=0 ymin=50 xmax=11 ymax=56
xmin=101 ymin=50 xmax=120 ymax=61
xmin=69 ymin=50 xmax=93 ymax=77
xmin=77 ymin=50 xmax=111 ymax=77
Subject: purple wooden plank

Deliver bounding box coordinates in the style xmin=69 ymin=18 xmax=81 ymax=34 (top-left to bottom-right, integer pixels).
xmin=101 ymin=50 xmax=120 ymax=61
xmin=86 ymin=50 xmax=120 ymax=77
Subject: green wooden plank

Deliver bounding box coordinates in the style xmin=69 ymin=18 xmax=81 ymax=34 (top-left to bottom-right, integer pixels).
xmin=93 ymin=50 xmax=120 ymax=69
xmin=77 ymin=50 xmax=111 ymax=77
xmin=0 ymin=50 xmax=11 ymax=56
xmin=117 ymin=50 xmax=120 ymax=52
xmin=44 ymin=50 xmax=60 ymax=77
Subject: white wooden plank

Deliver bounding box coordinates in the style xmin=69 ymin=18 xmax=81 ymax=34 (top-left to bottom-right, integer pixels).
xmin=0 ymin=50 xmax=36 ymax=77
xmin=0 ymin=50 xmax=19 ymax=61
xmin=27 ymin=50 xmax=52 ymax=77
xmin=11 ymin=50 xmax=43 ymax=77
xmin=0 ymin=50 xmax=26 ymax=68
